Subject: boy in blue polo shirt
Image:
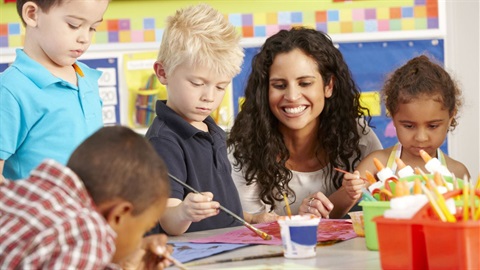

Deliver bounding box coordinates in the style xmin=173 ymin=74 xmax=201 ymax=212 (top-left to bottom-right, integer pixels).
xmin=0 ymin=0 xmax=108 ymax=180
xmin=146 ymin=4 xmax=276 ymax=235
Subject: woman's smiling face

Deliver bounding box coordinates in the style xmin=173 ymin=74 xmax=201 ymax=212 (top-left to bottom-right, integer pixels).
xmin=268 ymin=48 xmax=333 ymax=132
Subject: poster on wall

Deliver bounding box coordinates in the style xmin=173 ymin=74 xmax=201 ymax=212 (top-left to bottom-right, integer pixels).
xmin=79 ymin=58 xmax=120 ymax=125
xmin=232 ymin=39 xmax=446 ymax=152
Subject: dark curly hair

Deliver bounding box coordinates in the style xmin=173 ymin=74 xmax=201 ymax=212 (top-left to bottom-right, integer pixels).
xmin=227 ymin=27 xmax=371 ymax=211
xmin=383 ymin=55 xmax=462 ymax=130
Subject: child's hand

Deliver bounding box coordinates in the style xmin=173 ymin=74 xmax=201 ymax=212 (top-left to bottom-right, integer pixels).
xmin=120 ymin=234 xmax=172 ymax=270
xmin=342 ymin=170 xmax=365 ymax=201
xmin=299 ymin=192 xmax=334 ymax=218
xmin=181 ymin=192 xmax=220 ymax=222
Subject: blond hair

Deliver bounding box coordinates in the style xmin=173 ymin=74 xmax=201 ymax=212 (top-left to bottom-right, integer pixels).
xmin=157 ymin=4 xmax=244 ymax=78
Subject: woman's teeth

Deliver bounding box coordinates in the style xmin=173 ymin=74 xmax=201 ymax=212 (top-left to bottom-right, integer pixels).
xmin=284 ymin=106 xmax=306 ymax=114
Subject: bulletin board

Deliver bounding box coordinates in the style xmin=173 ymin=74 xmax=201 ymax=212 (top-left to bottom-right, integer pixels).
xmin=232 ymin=39 xmax=447 ymax=152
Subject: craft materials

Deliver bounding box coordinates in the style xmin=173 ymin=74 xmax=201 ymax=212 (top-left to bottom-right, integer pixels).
xmin=419 ymin=149 xmax=452 ymax=176
xmin=277 ymin=215 xmax=321 ymax=258
xmin=395 ymin=157 xmax=415 ymax=178
xmin=373 ymin=158 xmax=397 ymax=182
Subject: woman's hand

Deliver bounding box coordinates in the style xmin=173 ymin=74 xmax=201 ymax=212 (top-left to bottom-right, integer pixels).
xmin=342 ymin=170 xmax=365 ymax=201
xmin=298 ymin=192 xmax=334 ymax=218
xmin=251 ymin=211 xmax=278 ymax=224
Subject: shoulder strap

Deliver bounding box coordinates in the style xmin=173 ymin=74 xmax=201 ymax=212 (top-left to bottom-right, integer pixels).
xmin=386 ymin=143 xmax=401 ymax=173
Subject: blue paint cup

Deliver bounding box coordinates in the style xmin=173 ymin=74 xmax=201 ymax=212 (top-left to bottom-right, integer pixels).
xmin=277 ymin=215 xmax=321 ymax=258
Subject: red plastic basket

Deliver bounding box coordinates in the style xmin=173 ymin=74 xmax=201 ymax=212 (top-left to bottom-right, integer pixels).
xmin=375 ymin=189 xmax=480 ymax=270
xmin=374 ymin=217 xmax=427 ymax=270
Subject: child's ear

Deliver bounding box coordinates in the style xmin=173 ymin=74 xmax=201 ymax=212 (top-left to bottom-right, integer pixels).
xmin=22 ymin=2 xmax=40 ymax=27
xmin=325 ymin=76 xmax=334 ymax=98
xmin=105 ymin=201 xmax=134 ymax=229
xmin=154 ymin=61 xmax=168 ymax=85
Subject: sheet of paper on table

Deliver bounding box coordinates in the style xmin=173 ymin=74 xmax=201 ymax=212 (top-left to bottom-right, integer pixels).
xmin=190 ymin=219 xmax=357 ymax=245
xmin=170 ymin=242 xmax=249 ymax=263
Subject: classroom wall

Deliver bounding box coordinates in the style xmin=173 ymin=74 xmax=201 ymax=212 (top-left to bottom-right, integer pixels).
xmin=1 ymin=0 xmax=478 ymax=175
xmin=444 ymin=1 xmax=480 ymax=177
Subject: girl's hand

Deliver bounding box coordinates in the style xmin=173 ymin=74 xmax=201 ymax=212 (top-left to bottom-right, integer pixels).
xmin=180 ymin=192 xmax=220 ymax=222
xmin=342 ymin=170 xmax=365 ymax=201
xmin=299 ymin=192 xmax=334 ymax=218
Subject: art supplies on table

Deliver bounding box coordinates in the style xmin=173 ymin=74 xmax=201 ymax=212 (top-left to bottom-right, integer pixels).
xmin=170 ymin=242 xmax=248 ymax=264
xmin=188 ymin=219 xmax=357 ymax=246
xmin=277 ymin=215 xmax=321 ymax=258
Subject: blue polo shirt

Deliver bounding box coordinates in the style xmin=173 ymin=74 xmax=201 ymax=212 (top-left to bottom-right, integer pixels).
xmin=146 ymin=101 xmax=243 ymax=233
xmin=0 ymin=49 xmax=103 ymax=180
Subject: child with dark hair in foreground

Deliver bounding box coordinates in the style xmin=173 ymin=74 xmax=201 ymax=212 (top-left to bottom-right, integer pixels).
xmin=0 ymin=126 xmax=173 ymax=269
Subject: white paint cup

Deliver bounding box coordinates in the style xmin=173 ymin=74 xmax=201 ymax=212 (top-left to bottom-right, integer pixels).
xmin=277 ymin=215 xmax=321 ymax=259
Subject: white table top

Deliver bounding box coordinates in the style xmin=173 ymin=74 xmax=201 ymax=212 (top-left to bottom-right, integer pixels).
xmin=167 ymin=225 xmax=381 ymax=269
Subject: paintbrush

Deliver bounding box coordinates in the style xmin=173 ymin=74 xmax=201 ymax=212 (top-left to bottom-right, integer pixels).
xmin=168 ymin=173 xmax=272 ymax=240
xmin=282 ymin=192 xmax=292 ymax=218
xmin=334 ymin=168 xmax=368 ymax=182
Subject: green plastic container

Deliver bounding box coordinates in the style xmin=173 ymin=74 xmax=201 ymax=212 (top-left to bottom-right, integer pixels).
xmin=360 ymin=200 xmax=391 ymax=250
xmin=361 ymin=174 xmax=463 ymax=251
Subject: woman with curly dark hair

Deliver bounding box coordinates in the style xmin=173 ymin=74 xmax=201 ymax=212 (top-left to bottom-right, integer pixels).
xmin=227 ymin=27 xmax=382 ymax=219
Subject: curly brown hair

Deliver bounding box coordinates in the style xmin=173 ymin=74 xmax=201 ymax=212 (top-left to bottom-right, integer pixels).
xmin=383 ymin=55 xmax=462 ymax=130
xmin=227 ymin=27 xmax=372 ymax=211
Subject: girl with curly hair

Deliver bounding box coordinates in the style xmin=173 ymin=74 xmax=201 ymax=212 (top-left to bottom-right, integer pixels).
xmin=344 ymin=55 xmax=470 ymax=182
xmin=227 ymin=27 xmax=382 ymax=219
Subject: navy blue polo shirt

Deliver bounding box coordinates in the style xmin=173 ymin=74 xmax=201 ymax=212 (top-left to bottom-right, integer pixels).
xmin=146 ymin=101 xmax=243 ymax=233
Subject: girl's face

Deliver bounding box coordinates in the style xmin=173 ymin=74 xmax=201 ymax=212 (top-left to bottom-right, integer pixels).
xmin=268 ymin=49 xmax=333 ymax=134
xmin=393 ymin=95 xmax=453 ymax=160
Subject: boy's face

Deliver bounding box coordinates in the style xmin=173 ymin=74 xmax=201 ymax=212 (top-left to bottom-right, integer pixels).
xmin=112 ymin=199 xmax=166 ymax=263
xmin=156 ymin=62 xmax=232 ymax=130
xmin=24 ymin=0 xmax=109 ymax=68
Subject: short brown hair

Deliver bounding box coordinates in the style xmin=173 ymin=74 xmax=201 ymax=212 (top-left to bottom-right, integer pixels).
xmin=17 ymin=0 xmax=63 ymax=25
xmin=67 ymin=126 xmax=169 ymax=215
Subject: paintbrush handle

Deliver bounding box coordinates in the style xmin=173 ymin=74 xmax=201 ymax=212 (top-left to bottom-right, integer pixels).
xmin=168 ymin=173 xmax=271 ymax=240
xmin=218 ymin=205 xmax=246 ymax=226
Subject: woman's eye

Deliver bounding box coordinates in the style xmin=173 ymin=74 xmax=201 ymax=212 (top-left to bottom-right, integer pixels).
xmin=272 ymin=83 xmax=286 ymax=89
xmin=299 ymin=82 xmax=312 ymax=87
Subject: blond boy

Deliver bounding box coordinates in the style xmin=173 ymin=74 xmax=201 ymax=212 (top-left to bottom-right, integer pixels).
xmin=146 ymin=4 xmax=275 ymax=236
